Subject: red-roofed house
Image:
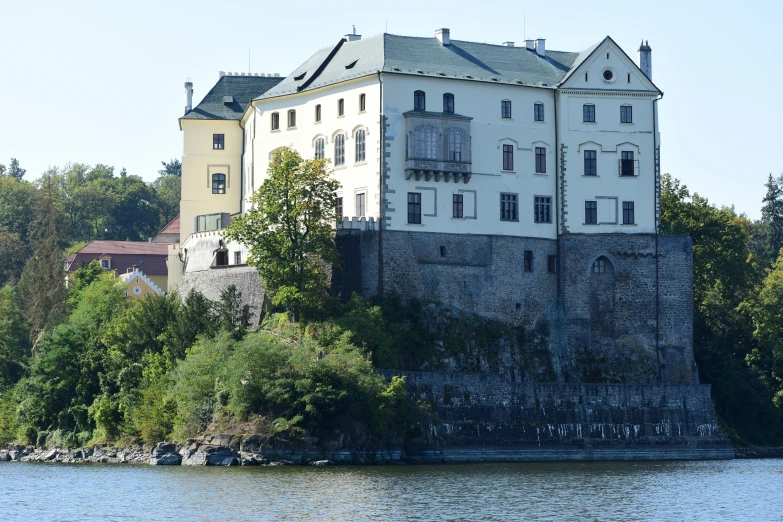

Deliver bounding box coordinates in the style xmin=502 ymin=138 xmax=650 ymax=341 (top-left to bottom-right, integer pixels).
xmin=153 ymin=215 xmax=180 ymax=244
xmin=65 ymin=240 xmax=169 ymax=291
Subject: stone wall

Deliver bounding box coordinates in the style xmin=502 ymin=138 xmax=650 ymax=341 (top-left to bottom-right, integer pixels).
xmin=177 ymin=266 xmax=266 ymax=328
xmin=382 ymin=370 xmax=733 ymax=462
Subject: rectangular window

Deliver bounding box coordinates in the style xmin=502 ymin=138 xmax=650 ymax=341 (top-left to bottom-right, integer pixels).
xmin=500 ymin=193 xmax=518 ymax=221
xmin=213 ymin=134 xmax=225 ymax=150
xmin=534 ymin=196 xmax=552 ymax=223
xmin=534 ymin=103 xmax=544 ymax=122
xmin=100 ymin=259 xmax=110 ymax=269
xmin=623 ymin=201 xmax=635 ymax=224
xmin=315 ymin=104 xmax=322 ymax=122
xmin=336 ymin=196 xmax=343 ymax=220
xmin=271 ymin=112 xmax=279 ymax=130
xmin=585 ymin=201 xmax=598 ymax=224
xmin=359 ymin=93 xmax=366 ymax=112
xmin=408 ymin=192 xmax=422 ymax=224
xmin=502 ymin=144 xmax=514 ymax=171
xmin=287 ymin=110 xmax=296 ymax=128
xmin=501 ymin=100 xmax=512 ymax=119
xmin=338 ymin=98 xmax=345 ymax=116
xmin=621 ymin=105 xmax=633 ymax=124
xmin=548 ymin=255 xmax=558 ymax=273
xmin=621 ymin=151 xmax=635 ymax=176
xmin=524 ymin=250 xmax=533 ymax=272
xmin=234 ymin=252 xmax=241 ymax=265
xmin=355 ymin=192 xmax=366 ymax=218
xmin=583 ymin=104 xmax=596 ymax=123
xmin=584 ymin=150 xmax=597 ymax=176
xmin=535 ymin=147 xmax=546 ymax=173
xmin=452 ymin=193 xmax=463 ymax=218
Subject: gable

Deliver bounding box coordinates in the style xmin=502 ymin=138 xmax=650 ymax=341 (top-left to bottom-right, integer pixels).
xmin=558 ymin=37 xmax=660 ymax=94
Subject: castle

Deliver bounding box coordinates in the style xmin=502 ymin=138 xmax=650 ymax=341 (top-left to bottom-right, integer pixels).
xmin=170 ymin=29 xmax=696 ymax=386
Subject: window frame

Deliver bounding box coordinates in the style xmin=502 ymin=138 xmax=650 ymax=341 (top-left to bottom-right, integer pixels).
xmin=620 ymin=151 xmax=635 ymax=176
xmin=414 ymin=90 xmax=426 ymax=111
xmin=355 ymin=129 xmax=366 ymax=163
xmin=338 ymin=98 xmax=345 ymax=117
xmin=443 ymin=93 xmax=455 ymax=114
xmin=622 ymin=201 xmax=635 ymax=225
xmin=211 ymin=173 xmax=226 ymax=195
xmin=334 ymin=134 xmax=345 ymax=166
xmin=547 ymin=255 xmax=558 ymax=273
xmin=502 ymin=144 xmax=514 ymax=171
xmin=407 ymin=192 xmax=422 ymax=224
xmin=585 ymin=200 xmax=598 ymax=224
xmin=212 ymin=134 xmax=225 ymax=150
xmin=271 ymin=112 xmax=280 ymax=131
xmin=535 ymin=147 xmax=546 ymax=174
xmin=500 ymin=192 xmax=518 ymax=222
xmin=336 ymin=196 xmax=343 ymax=220
xmin=583 ymin=104 xmax=596 ymax=123
xmin=584 ymin=150 xmax=597 ymax=176
xmin=620 ymin=105 xmax=633 ymax=124
xmin=315 ymin=104 xmax=322 ymax=122
xmin=533 ymin=102 xmax=544 ymax=122
xmin=314 ymin=138 xmax=325 ymax=160
xmin=355 ymin=192 xmax=366 ymax=218
xmin=234 ymin=252 xmax=242 ymax=265
xmin=452 ymin=193 xmax=464 ymax=219
xmin=501 ymin=100 xmax=512 ymax=119
xmin=534 ymin=196 xmax=552 ymax=223
xmin=524 ymin=250 xmax=533 ymax=272
xmin=287 ymin=109 xmax=296 ymax=129
xmin=359 ymin=93 xmax=366 ymax=113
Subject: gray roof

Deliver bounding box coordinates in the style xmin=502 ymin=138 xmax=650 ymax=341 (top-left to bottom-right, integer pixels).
xmin=182 ymin=75 xmax=284 ymax=121
xmin=258 ymin=33 xmax=587 ymax=100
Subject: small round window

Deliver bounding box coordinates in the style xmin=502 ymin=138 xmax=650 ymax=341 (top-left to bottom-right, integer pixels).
xmin=603 ymin=70 xmax=614 ymax=81
xmin=133 ymin=286 xmax=142 ymax=295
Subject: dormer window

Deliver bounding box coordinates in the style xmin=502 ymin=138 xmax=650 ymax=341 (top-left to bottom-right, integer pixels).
xmin=338 ymin=98 xmax=345 ymax=117
xmin=443 ymin=93 xmax=455 ymax=113
xmin=414 ymin=90 xmax=425 ymax=111
xmin=213 ymin=134 xmax=224 ymax=150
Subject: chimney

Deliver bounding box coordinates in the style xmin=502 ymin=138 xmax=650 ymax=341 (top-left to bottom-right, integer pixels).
xmin=638 ymin=40 xmax=652 ymax=80
xmin=502 ymin=41 xmax=515 ymax=47
xmin=535 ymin=38 xmax=546 ymax=57
xmin=435 ymin=28 xmax=450 ymax=46
xmin=524 ymin=39 xmax=535 ymax=50
xmin=345 ymin=25 xmax=361 ymax=42
xmin=184 ymin=80 xmax=193 ymax=114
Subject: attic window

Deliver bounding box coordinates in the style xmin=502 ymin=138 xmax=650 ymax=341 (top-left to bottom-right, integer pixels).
xmin=392 ymin=67 xmax=401 ymax=71
xmin=490 ymin=78 xmax=499 ymax=82
xmin=515 ymin=80 xmax=524 ymax=84
xmin=223 ymin=96 xmax=234 ymax=105
xmin=345 ymin=59 xmax=359 ymax=69
xmin=463 ymin=75 xmax=473 ymax=79
xmin=417 ymin=70 xmax=424 ymax=74
xmin=293 ymin=71 xmax=306 ymax=81
xmin=437 ymin=72 xmax=446 ymax=76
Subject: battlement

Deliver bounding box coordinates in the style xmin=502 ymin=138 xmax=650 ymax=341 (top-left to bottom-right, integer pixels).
xmin=337 ymin=217 xmax=377 ymax=231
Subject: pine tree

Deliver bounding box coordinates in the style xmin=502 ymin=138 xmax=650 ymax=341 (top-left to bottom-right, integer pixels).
xmin=758 ymin=174 xmax=783 ymax=262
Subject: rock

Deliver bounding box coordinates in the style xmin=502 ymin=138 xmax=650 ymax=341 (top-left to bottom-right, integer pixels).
xmin=309 ymin=460 xmax=333 ymax=467
xmin=0 ymin=451 xmax=10 ymax=462
xmin=149 ymin=453 xmax=182 ymax=466
xmin=268 ymin=460 xmax=293 ymax=466
xmin=152 ymin=442 xmax=177 ymax=454
xmin=43 ymin=449 xmax=59 ymax=461
xmin=218 ymin=457 xmax=239 ymax=466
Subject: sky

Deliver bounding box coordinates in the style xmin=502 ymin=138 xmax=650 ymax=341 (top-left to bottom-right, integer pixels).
xmin=1 ymin=0 xmax=780 ymax=219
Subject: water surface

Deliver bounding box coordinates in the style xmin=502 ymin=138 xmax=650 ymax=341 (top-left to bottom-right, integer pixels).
xmin=1 ymin=459 xmax=780 ymax=521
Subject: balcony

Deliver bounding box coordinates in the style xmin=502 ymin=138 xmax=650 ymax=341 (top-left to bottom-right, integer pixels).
xmin=404 ymin=158 xmax=472 ymax=183
xmin=618 ymin=159 xmax=640 ymax=177
xmin=404 ymin=111 xmax=472 ymax=184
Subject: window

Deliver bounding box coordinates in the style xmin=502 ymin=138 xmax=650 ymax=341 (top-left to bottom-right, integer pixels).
xmin=212 ymin=173 xmax=226 ymax=194
xmin=338 ymin=98 xmax=345 ymax=116
xmin=213 ymin=134 xmax=225 ymax=150
xmin=414 ymin=90 xmax=426 ymax=111
xmin=334 ymin=134 xmax=345 ymax=166
xmin=534 ymin=196 xmax=551 ymax=223
xmin=621 ymin=151 xmax=635 ymax=176
xmin=445 ymin=128 xmax=464 ymax=161
xmin=534 ymin=103 xmax=544 ymax=122
xmin=524 ymin=251 xmax=533 ymax=272
xmin=359 ymin=93 xmax=366 ymax=112
xmin=592 ymin=258 xmax=607 ymax=274
xmin=413 ymin=125 xmax=438 ymax=159
xmin=271 ymin=112 xmax=280 ymax=130
xmin=547 ymin=255 xmax=558 ymax=273
xmin=585 ymin=201 xmax=597 ymax=224
xmin=355 ymin=192 xmax=366 ymax=217
xmin=355 ymin=129 xmax=366 ymax=162
xmin=100 ymin=259 xmax=110 ymax=269
xmin=408 ymin=192 xmax=421 ymax=224
xmin=234 ymin=252 xmax=241 ymax=265
xmin=501 ymin=100 xmax=512 ymax=119
xmin=440 ymin=246 xmax=446 ymax=257
xmin=315 ymin=138 xmax=325 ymax=160
xmin=287 ymin=110 xmax=296 ymax=128
xmin=623 ymin=201 xmax=635 ymax=224
xmin=584 ymin=150 xmax=597 ymax=176
xmin=621 ymin=105 xmax=633 ymax=124
xmin=583 ymin=104 xmax=595 ymax=123
xmin=443 ymin=93 xmax=455 ymax=113
xmin=336 ymin=197 xmax=343 ymax=220
xmin=500 ymin=193 xmax=518 ymax=221
xmin=453 ymin=193 xmax=463 ymax=218
xmin=603 ymin=70 xmax=613 ymax=81
xmin=502 ymin=144 xmax=514 ymax=171
xmin=315 ymin=104 xmax=322 ymax=122
xmin=535 ymin=147 xmax=546 ymax=173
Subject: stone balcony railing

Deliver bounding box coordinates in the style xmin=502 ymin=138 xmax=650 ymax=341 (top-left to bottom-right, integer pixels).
xmin=404 ymin=159 xmax=472 ymax=183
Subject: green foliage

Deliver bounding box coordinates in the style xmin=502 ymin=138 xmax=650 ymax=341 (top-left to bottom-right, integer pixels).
xmin=226 ymin=147 xmax=340 ymax=320
xmin=0 ymin=285 xmax=30 ymax=387
xmin=754 ymin=174 xmax=783 ymax=262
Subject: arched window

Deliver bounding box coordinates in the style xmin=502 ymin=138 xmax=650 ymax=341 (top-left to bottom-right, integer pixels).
xmin=271 ymin=112 xmax=280 ymax=130
xmin=315 ymin=104 xmax=322 ymax=122
xmin=355 ymin=129 xmax=366 ymax=162
xmin=444 ymin=127 xmax=466 ymax=162
xmin=414 ymin=90 xmax=426 ymax=111
xmin=443 ymin=93 xmax=455 ymax=113
xmin=359 ymin=93 xmax=366 ymax=112
xmin=334 ymin=134 xmax=345 ymax=166
xmin=412 ymin=125 xmax=438 ymax=159
xmin=287 ymin=109 xmax=296 ymax=128
xmin=592 ymin=256 xmax=614 ymax=274
xmin=338 ymin=98 xmax=345 ymax=117
xmin=315 ymin=138 xmax=325 ymax=160
xmin=212 ymin=173 xmax=226 ymax=194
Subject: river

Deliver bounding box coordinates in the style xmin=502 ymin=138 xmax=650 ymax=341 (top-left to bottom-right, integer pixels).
xmin=1 ymin=459 xmax=781 ymax=521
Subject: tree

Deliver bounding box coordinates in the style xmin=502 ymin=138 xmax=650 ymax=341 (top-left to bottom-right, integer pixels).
xmin=0 ymin=285 xmax=30 ymax=387
xmin=158 ymin=159 xmax=181 ymax=177
xmin=226 ymin=147 xmax=340 ymax=321
xmin=215 ymin=285 xmax=253 ymax=340
xmin=8 ymin=158 xmax=26 ymax=181
xmin=151 ymin=175 xmax=180 ymax=225
xmin=756 ymin=174 xmax=783 ymax=262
